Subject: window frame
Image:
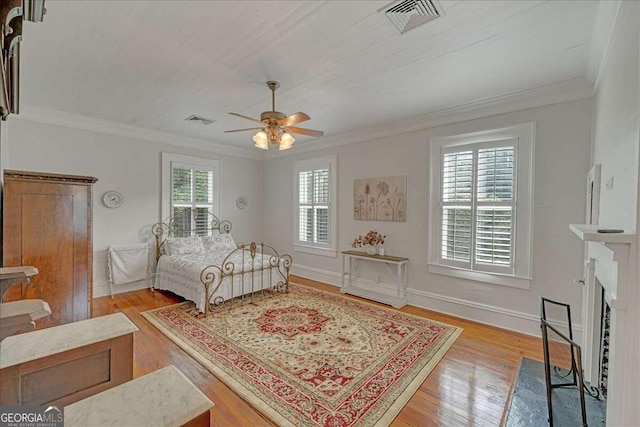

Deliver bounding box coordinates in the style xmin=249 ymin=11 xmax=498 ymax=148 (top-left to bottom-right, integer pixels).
xmin=161 ymin=152 xmax=221 ymax=224
xmin=428 ymin=123 xmax=535 ymax=289
xmin=293 ymin=155 xmax=338 ymax=257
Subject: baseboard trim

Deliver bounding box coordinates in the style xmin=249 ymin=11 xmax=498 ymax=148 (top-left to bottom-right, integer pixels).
xmin=93 ymin=279 xmax=151 ymax=298
xmin=291 ymin=264 xmax=582 ymax=342
xmin=407 ymin=287 xmax=581 ymax=343
xmin=292 ymin=264 xmax=342 ymax=285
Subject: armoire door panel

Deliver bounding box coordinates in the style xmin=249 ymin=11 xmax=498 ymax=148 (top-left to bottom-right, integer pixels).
xmin=21 ymin=194 xmax=75 ymax=326
xmin=2 ymin=170 xmax=97 ymax=329
xmin=72 ymin=188 xmax=90 ymax=321
xmin=2 ymin=183 xmax=23 ymax=267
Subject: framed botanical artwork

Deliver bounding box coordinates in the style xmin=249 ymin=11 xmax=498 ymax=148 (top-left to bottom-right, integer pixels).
xmin=354 ymin=175 xmax=406 ymax=221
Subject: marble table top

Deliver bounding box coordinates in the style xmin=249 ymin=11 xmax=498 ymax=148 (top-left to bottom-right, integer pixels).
xmin=0 ymin=299 xmax=52 ymax=324
xmin=0 ymin=312 xmax=138 ymax=369
xmin=0 ymin=266 xmax=39 ymax=280
xmin=65 ymin=365 xmax=214 ymax=427
xmin=0 ymin=266 xmax=39 ymax=300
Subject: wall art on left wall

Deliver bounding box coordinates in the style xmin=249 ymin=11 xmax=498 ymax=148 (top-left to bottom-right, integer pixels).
xmin=354 ymin=175 xmax=406 ymax=221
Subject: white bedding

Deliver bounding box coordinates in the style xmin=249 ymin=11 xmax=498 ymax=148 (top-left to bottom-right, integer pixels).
xmin=154 ymin=250 xmax=285 ymax=313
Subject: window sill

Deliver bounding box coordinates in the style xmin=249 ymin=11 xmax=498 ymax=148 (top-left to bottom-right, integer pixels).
xmin=294 ymin=244 xmax=337 ymax=258
xmin=428 ymin=264 xmax=531 ymax=290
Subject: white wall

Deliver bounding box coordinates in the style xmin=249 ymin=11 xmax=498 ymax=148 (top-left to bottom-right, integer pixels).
xmin=264 ymin=98 xmax=593 ymax=336
xmin=4 ymin=96 xmax=594 ymax=337
xmin=592 ymin=1 xmax=639 ymax=232
xmin=6 ymin=119 xmax=264 ymax=297
xmin=591 ymin=1 xmax=639 ymax=424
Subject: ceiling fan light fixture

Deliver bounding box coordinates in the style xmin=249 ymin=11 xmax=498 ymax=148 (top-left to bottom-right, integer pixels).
xmin=226 ymin=81 xmax=323 ymax=151
xmin=253 ymin=130 xmax=269 ymax=149
xmin=268 ymin=128 xmax=281 ymax=143
xmin=279 ymin=132 xmax=295 ymax=150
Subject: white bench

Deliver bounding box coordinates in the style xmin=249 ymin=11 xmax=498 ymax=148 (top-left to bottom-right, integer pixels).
xmin=0 ymin=312 xmax=137 ymax=406
xmin=65 ymin=365 xmax=214 ymax=427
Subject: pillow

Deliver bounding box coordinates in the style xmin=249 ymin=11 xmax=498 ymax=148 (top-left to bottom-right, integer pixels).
xmin=165 ymin=236 xmax=205 ymax=256
xmin=201 ymin=233 xmax=237 ymax=253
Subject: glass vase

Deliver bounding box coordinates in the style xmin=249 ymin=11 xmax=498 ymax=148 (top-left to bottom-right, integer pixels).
xmin=366 ymin=246 xmax=376 ymax=255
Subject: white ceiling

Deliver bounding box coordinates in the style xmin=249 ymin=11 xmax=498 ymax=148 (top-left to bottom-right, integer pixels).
xmin=19 ymin=0 xmax=599 ymax=148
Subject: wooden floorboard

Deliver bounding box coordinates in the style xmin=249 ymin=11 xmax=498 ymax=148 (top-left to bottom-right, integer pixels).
xmin=92 ymin=276 xmax=560 ymax=426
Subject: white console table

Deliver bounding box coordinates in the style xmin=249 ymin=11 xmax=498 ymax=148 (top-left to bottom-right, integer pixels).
xmin=341 ymin=250 xmax=409 ymax=308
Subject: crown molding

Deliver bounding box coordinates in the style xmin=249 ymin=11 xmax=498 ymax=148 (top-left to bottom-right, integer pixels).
xmin=586 ymin=0 xmax=622 ymax=88
xmin=13 ymin=76 xmax=594 ymax=162
xmin=269 ymin=77 xmax=594 ymax=158
xmin=13 ymin=105 xmax=263 ymax=160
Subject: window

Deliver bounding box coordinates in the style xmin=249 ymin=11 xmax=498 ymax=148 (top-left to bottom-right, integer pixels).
xmin=162 ymin=153 xmax=220 ymax=236
xmin=429 ymin=123 xmax=534 ymax=289
xmin=294 ymin=155 xmax=337 ymax=257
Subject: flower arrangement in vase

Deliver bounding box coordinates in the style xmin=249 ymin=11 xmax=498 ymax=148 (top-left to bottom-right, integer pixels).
xmin=352 ymin=230 xmax=386 ymax=255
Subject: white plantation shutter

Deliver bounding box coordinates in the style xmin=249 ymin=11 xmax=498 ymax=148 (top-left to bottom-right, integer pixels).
xmin=171 ymin=162 xmax=216 ymax=237
xmin=440 ymin=143 xmax=516 ymax=273
xmin=475 ymin=147 xmax=515 ymax=267
xmin=298 ymin=168 xmax=330 ymax=245
xmin=441 ymin=151 xmax=473 ymax=262
xmin=430 ymin=124 xmax=533 ymax=288
xmin=299 ymin=170 xmax=313 ymax=242
xmin=314 ymin=169 xmax=329 ymax=243
xmin=294 ymin=155 xmax=336 ymax=255
xmin=475 ymin=207 xmax=512 ymax=265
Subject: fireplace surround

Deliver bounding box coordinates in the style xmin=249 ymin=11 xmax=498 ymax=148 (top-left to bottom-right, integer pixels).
xmin=569 ymin=224 xmax=636 ymax=426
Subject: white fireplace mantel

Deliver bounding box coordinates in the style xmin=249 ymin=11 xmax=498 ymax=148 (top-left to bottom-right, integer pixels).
xmin=570 ymin=223 xmax=637 ymax=427
xmin=570 ymin=224 xmax=635 ymax=304
xmin=569 ymin=224 xmax=635 ymax=244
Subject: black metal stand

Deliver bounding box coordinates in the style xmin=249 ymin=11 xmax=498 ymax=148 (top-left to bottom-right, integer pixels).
xmin=540 ymin=297 xmax=599 ymax=427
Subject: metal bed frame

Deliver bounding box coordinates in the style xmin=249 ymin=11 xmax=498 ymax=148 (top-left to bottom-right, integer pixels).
xmin=152 ymin=210 xmax=291 ymax=316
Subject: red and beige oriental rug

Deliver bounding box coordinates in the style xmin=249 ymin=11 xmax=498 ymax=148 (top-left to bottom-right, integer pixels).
xmin=142 ymin=283 xmax=462 ymax=427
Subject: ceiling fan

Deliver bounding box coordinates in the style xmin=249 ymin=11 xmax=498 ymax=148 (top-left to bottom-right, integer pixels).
xmin=225 ymin=81 xmax=324 ymax=151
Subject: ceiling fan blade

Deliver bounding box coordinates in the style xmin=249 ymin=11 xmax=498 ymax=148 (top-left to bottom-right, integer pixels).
xmin=228 ymin=112 xmax=263 ymax=124
xmin=224 ymin=127 xmax=264 ymax=133
xmin=286 ymin=126 xmax=324 ymax=137
xmin=277 ymin=112 xmax=310 ymax=127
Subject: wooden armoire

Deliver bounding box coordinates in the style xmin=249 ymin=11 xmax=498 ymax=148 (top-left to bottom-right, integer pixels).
xmin=2 ymin=170 xmax=98 ymax=328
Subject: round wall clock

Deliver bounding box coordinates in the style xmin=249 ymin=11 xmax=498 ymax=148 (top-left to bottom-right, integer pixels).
xmin=102 ymin=191 xmax=124 ymax=209
xmin=236 ymin=196 xmax=248 ymax=210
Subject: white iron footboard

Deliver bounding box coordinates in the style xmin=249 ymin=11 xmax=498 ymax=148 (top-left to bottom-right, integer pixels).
xmin=199 ymin=242 xmax=292 ymax=316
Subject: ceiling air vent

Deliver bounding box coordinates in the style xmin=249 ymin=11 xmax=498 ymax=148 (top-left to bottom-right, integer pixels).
xmin=185 ymin=115 xmax=215 ymax=125
xmin=378 ymin=0 xmax=442 ymax=34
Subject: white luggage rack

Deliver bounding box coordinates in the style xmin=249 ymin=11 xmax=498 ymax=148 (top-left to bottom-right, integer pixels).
xmin=106 ymin=243 xmax=152 ymax=297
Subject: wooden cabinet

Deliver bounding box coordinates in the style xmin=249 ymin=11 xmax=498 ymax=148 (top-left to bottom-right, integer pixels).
xmin=2 ymin=170 xmax=98 ymax=327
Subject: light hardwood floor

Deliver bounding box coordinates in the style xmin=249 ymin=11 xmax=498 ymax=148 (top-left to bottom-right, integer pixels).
xmin=93 ymin=276 xmax=559 ymax=426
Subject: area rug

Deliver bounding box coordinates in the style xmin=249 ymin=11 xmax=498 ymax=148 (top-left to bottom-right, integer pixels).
xmin=142 ymin=283 xmax=462 ymax=427
xmin=503 ymin=358 xmax=606 ymax=426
